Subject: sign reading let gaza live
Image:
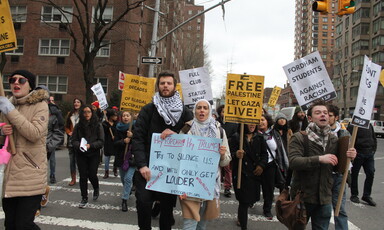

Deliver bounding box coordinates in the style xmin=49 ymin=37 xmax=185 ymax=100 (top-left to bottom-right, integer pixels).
xmin=0 ymin=0 xmax=17 ymax=52
xmin=283 ymin=51 xmax=336 ymax=110
xmin=352 ymin=56 xmax=382 ymax=129
xmin=225 ymin=74 xmax=264 ymax=124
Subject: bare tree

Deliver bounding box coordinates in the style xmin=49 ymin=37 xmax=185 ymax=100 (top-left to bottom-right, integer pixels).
xmin=33 ymin=0 xmax=145 ymax=103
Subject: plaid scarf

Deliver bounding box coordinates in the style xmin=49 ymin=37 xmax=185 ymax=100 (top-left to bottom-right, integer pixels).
xmin=153 ymin=91 xmax=183 ymax=127
xmin=306 ymin=122 xmax=332 ymax=150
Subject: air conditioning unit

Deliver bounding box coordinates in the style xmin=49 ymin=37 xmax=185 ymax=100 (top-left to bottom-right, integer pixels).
xmin=57 ymin=57 xmax=65 ymax=64
xmin=14 ymin=22 xmax=21 ymax=30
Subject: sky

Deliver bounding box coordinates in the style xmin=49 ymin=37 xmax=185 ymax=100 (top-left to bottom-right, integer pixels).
xmin=198 ymin=0 xmax=296 ymax=97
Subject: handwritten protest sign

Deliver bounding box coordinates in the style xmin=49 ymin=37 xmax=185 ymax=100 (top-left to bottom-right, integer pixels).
xmin=120 ymin=74 xmax=156 ymax=112
xmin=283 ymin=51 xmax=336 ymax=110
xmin=224 ymin=73 xmax=264 ymax=124
xmin=0 ymin=0 xmax=17 ymax=52
xmin=351 ymin=56 xmax=382 ymax=128
xmin=179 ymin=67 xmax=213 ymax=108
xmin=268 ymin=86 xmax=282 ymax=108
xmin=146 ymin=133 xmax=221 ymax=200
xmin=91 ymin=83 xmax=108 ymax=110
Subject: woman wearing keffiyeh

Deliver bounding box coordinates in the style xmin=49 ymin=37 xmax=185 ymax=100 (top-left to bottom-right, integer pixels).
xmin=179 ymin=99 xmax=231 ymax=230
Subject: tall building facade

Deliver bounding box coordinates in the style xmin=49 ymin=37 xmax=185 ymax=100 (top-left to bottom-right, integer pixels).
xmin=333 ymin=0 xmax=384 ymax=119
xmin=3 ymin=0 xmax=205 ymax=103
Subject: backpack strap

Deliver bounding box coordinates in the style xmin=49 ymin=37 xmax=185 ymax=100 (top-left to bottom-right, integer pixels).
xmin=180 ymin=123 xmax=192 ymax=134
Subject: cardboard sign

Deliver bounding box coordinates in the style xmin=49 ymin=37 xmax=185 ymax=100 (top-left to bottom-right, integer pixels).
xmin=351 ymin=56 xmax=382 ymax=129
xmin=224 ymin=73 xmax=264 ymax=124
xmin=91 ymin=83 xmax=108 ymax=110
xmin=0 ymin=0 xmax=17 ymax=52
xmin=268 ymin=86 xmax=282 ymax=108
xmin=179 ymin=67 xmax=213 ymax=108
xmin=146 ymin=133 xmax=221 ymax=200
xmin=283 ymin=51 xmax=336 ymax=110
xmin=120 ymin=74 xmax=156 ymax=112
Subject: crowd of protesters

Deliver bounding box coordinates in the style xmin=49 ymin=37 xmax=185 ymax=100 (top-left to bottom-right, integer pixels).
xmin=0 ymin=70 xmax=378 ymax=230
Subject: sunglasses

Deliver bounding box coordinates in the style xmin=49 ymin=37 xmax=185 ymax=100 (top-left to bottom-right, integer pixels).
xmin=9 ymin=77 xmax=28 ymax=85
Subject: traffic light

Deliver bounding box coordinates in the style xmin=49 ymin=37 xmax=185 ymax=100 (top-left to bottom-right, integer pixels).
xmin=312 ymin=0 xmax=330 ymax=14
xmin=337 ymin=0 xmax=355 ymax=16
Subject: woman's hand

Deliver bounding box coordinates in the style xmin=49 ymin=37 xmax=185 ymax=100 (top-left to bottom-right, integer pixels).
xmin=124 ymin=137 xmax=131 ymax=144
xmin=219 ymin=145 xmax=226 ymax=156
xmin=139 ymin=166 xmax=151 ymax=181
xmin=127 ymin=130 xmax=133 ymax=138
xmin=160 ymin=128 xmax=175 ymax=139
xmin=253 ymin=166 xmax=263 ymax=176
xmin=86 ymin=144 xmax=90 ymax=150
xmin=346 ymin=148 xmax=357 ymax=160
xmin=236 ymin=150 xmax=245 ymax=159
xmin=2 ymin=124 xmax=13 ymax=135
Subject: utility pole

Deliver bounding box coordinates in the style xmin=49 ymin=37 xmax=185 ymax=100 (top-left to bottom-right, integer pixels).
xmin=147 ymin=0 xmax=233 ymax=78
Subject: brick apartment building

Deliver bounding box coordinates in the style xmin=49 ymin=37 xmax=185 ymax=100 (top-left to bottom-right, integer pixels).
xmin=2 ymin=0 xmax=204 ymax=104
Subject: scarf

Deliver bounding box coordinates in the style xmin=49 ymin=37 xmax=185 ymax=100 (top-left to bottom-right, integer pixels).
xmin=331 ymin=121 xmax=341 ymax=134
xmin=306 ymin=122 xmax=331 ymax=150
xmin=189 ymin=99 xmax=217 ymax=138
xmin=153 ymin=91 xmax=183 ymax=127
xmin=116 ymin=122 xmax=130 ymax=132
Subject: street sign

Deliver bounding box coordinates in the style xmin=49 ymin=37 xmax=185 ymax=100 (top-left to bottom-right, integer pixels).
xmin=141 ymin=56 xmax=163 ymax=65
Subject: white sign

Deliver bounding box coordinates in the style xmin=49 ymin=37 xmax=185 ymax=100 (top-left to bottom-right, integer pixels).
xmin=118 ymin=71 xmax=125 ymax=91
xmin=283 ymin=51 xmax=337 ymax=110
xmin=91 ymin=83 xmax=108 ymax=110
xmin=351 ymin=56 xmax=382 ymax=129
xmin=141 ymin=56 xmax=163 ymax=65
xmin=179 ymin=67 xmax=213 ymax=108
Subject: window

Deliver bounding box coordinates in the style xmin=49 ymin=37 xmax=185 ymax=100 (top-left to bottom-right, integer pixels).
xmin=188 ymin=10 xmax=192 ymax=15
xmin=37 ymin=75 xmax=68 ymax=93
xmin=197 ymin=26 xmax=201 ymax=31
xmin=352 ymin=40 xmax=369 ymax=53
xmin=10 ymin=6 xmax=27 ymax=22
xmin=322 ymin=32 xmax=328 ymax=37
xmin=92 ymin=6 xmax=113 ymax=23
xmin=372 ymin=36 xmax=384 ymax=49
xmin=2 ymin=74 xmax=11 ymax=91
xmin=41 ymin=6 xmax=73 ymax=23
xmin=197 ymin=18 xmax=201 ymax=24
xmin=351 ymin=71 xmax=361 ymax=83
xmin=39 ymin=39 xmax=70 ymax=56
xmin=6 ymin=38 xmax=23 ymax=55
xmin=91 ymin=40 xmax=110 ymax=57
xmin=322 ymin=39 xmax=328 ymax=45
xmin=351 ymin=55 xmax=364 ymax=69
xmin=322 ymin=25 xmax=328 ymax=30
xmin=93 ymin=78 xmax=108 ymax=94
xmin=187 ymin=26 xmax=192 ymax=30
xmin=322 ymin=17 xmax=328 ymax=23
xmin=350 ymin=86 xmax=358 ymax=98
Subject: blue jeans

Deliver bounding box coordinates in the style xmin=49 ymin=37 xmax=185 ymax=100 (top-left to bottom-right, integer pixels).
xmin=351 ymin=152 xmax=375 ymax=197
xmin=49 ymin=151 xmax=56 ymax=178
xmin=183 ymin=201 xmax=208 ymax=230
xmin=119 ymin=166 xmax=136 ymax=200
xmin=305 ymin=203 xmax=332 ymax=230
xmin=332 ymin=173 xmax=348 ymax=230
xmin=104 ymin=155 xmax=111 ymax=171
xmin=68 ymin=147 xmax=77 ymax=174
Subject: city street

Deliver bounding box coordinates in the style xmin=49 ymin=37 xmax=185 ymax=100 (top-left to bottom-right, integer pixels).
xmin=0 ymin=138 xmax=384 ymax=229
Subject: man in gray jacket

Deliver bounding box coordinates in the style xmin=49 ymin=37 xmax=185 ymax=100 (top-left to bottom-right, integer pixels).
xmin=289 ymin=101 xmax=356 ymax=230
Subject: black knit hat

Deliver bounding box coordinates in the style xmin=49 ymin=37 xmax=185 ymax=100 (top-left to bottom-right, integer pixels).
xmin=10 ymin=70 xmax=36 ymax=91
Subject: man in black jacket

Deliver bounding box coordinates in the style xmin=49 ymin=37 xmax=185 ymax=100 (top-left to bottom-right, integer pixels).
xmin=348 ymin=123 xmax=377 ymax=206
xmin=132 ymin=72 xmax=193 ymax=230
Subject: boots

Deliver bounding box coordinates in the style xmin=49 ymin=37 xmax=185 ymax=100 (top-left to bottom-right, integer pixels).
xmin=103 ymin=170 xmax=109 ymax=179
xmin=68 ymin=172 xmax=76 ymax=186
xmin=113 ymin=167 xmax=118 ymax=177
xmin=122 ymin=199 xmax=128 ymax=212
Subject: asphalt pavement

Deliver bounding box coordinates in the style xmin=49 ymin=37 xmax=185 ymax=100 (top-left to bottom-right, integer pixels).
xmin=0 ymin=138 xmax=384 ymax=229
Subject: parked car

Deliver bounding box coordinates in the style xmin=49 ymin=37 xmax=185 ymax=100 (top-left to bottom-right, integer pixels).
xmin=370 ymin=120 xmax=384 ymax=137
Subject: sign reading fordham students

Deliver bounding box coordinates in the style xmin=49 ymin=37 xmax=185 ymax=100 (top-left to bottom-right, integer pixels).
xmin=0 ymin=0 xmax=17 ymax=52
xmin=179 ymin=67 xmax=213 ymax=108
xmin=283 ymin=51 xmax=337 ymax=110
xmin=119 ymin=74 xmax=156 ymax=112
xmin=146 ymin=133 xmax=221 ymax=200
xmin=268 ymin=86 xmax=282 ymax=108
xmin=91 ymin=83 xmax=108 ymax=110
xmin=224 ymin=73 xmax=264 ymax=124
xmin=351 ymin=56 xmax=382 ymax=129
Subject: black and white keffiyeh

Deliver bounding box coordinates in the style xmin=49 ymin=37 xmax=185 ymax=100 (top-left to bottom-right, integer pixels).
xmin=306 ymin=122 xmax=332 ymax=150
xmin=153 ymin=91 xmax=183 ymax=126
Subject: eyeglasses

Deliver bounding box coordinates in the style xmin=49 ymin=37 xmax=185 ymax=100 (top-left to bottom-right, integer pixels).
xmin=9 ymin=77 xmax=28 ymax=85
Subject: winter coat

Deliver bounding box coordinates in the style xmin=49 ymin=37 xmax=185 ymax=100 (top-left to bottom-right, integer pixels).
xmin=47 ymin=104 xmax=64 ymax=154
xmin=114 ymin=124 xmax=133 ymax=167
xmin=347 ymin=123 xmax=377 ymax=154
xmin=102 ymin=120 xmax=116 ymax=156
xmin=289 ymin=131 xmax=338 ymax=205
xmin=1 ymin=89 xmax=49 ymax=198
xmin=267 ymin=129 xmax=289 ymax=175
xmin=72 ymin=122 xmax=104 ymax=157
xmin=217 ymin=117 xmax=239 ymax=142
xmin=230 ymin=132 xmax=268 ymax=203
xmin=132 ymin=102 xmax=193 ymax=169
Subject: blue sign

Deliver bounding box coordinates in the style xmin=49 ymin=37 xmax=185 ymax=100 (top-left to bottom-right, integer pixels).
xmin=146 ymin=133 xmax=221 ymax=200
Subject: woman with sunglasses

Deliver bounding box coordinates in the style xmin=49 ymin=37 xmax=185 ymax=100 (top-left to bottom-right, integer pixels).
xmin=71 ymin=105 xmax=104 ymax=208
xmin=65 ymin=98 xmax=83 ymax=186
xmin=0 ymin=70 xmax=49 ymax=229
xmin=257 ymin=113 xmax=289 ymax=220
